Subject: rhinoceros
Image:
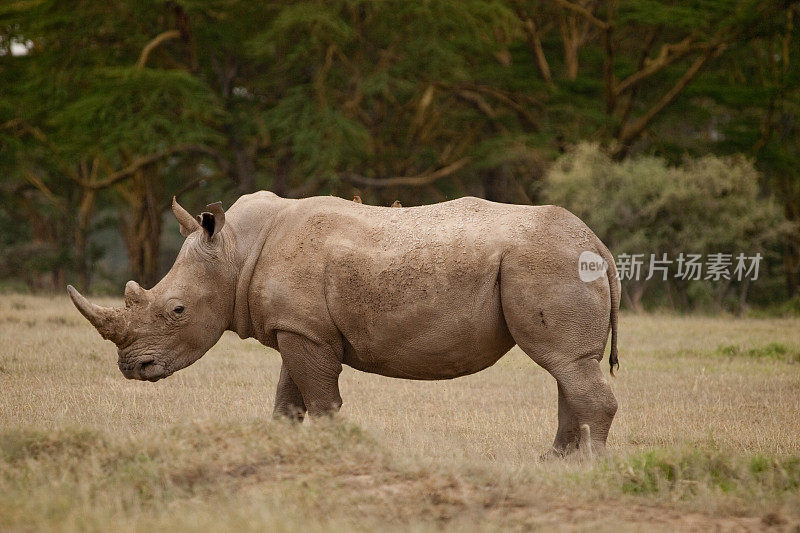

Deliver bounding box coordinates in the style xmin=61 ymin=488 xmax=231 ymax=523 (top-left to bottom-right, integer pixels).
xmin=68 ymin=192 xmax=620 ymax=456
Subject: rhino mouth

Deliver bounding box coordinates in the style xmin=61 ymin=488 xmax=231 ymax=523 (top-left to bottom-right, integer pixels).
xmin=138 ymin=360 xmax=168 ymax=382
xmin=118 ymin=351 xmax=171 ymax=382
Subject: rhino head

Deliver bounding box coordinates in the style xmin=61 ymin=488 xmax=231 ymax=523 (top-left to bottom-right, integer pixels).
xmin=68 ymin=198 xmax=235 ymax=382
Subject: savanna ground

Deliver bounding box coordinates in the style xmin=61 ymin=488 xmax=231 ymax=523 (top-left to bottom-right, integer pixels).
xmin=0 ymin=295 xmax=799 ymax=532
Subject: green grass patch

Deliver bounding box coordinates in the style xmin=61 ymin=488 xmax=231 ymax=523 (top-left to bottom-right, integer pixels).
xmin=608 ymin=449 xmax=800 ymax=499
xmin=715 ymin=342 xmax=800 ymax=363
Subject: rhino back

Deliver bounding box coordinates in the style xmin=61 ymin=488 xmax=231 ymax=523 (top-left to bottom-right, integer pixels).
xmin=246 ymin=196 xmax=568 ymax=379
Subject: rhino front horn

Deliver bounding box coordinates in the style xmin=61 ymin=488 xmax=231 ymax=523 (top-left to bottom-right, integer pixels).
xmin=67 ymin=285 xmax=130 ymax=346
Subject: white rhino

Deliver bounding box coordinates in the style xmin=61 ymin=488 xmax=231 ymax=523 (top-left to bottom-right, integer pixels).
xmin=68 ymin=192 xmax=620 ymax=456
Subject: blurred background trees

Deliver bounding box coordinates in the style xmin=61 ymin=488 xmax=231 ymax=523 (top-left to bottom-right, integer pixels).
xmin=544 ymin=143 xmax=787 ymax=311
xmin=1 ymin=0 xmax=798 ymax=312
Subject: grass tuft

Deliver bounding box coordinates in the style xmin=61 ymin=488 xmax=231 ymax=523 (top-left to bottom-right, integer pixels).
xmin=0 ymin=428 xmax=105 ymax=462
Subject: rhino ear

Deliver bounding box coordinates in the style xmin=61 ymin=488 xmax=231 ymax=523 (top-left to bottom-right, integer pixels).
xmin=197 ymin=201 xmax=225 ymax=240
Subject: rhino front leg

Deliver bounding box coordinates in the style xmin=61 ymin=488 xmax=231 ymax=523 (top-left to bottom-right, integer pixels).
xmin=276 ymin=331 xmax=343 ymax=417
xmin=272 ymin=363 xmax=307 ymax=422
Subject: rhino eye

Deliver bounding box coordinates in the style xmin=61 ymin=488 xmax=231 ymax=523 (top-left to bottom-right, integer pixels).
xmin=173 ymin=305 xmax=185 ymax=314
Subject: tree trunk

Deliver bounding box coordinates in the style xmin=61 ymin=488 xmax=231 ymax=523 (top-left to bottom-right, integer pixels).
xmin=272 ymin=155 xmax=292 ymax=197
xmin=781 ymin=188 xmax=800 ymax=298
xmin=715 ymin=277 xmax=732 ymax=310
xmin=563 ymin=36 xmax=580 ymax=80
xmin=622 ymin=281 xmax=647 ymax=312
xmin=118 ymin=166 xmax=164 ymax=288
xmin=557 ymin=8 xmax=587 ymax=81
xmin=50 ymin=266 xmax=65 ymax=292
xmin=783 ymin=234 xmax=800 ymax=298
xmin=737 ymin=277 xmax=751 ymax=316
xmin=232 ymin=141 xmax=257 ymax=193
xmin=522 ymin=18 xmax=553 ymax=85
xmin=601 ymin=1 xmax=616 ymax=114
xmin=74 ymin=188 xmax=96 ymax=291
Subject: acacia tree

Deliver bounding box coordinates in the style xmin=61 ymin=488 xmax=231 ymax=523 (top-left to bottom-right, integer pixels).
xmin=2 ymin=0 xmax=798 ymax=299
xmin=51 ymin=66 xmax=224 ymax=286
xmin=509 ymin=0 xmax=798 ymax=297
xmin=715 ymin=5 xmax=800 ymax=297
xmin=1 ymin=1 xmax=223 ymax=289
xmin=511 ymin=0 xmax=788 ymax=153
xmin=234 ymin=0 xmax=538 ymax=203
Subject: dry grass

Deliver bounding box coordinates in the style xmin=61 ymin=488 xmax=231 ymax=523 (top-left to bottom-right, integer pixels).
xmin=1 ymin=294 xmax=799 ymax=531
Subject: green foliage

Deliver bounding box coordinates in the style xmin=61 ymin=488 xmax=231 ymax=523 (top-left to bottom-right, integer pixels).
xmin=245 ymin=0 xmax=521 ymax=183
xmin=50 ymin=67 xmax=224 ymax=156
xmin=543 ymin=143 xmax=783 ymax=255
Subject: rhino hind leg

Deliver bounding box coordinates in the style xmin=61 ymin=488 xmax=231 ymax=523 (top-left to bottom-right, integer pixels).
xmin=552 ymin=382 xmax=580 ymax=453
xmin=540 ymin=397 xmax=578 ymax=460
xmin=548 ymin=358 xmax=617 ymax=455
xmin=499 ymin=257 xmax=617 ymax=457
xmin=272 ymin=363 xmax=307 ymax=423
xmin=276 ymin=331 xmax=343 ymax=417
xmin=535 ymin=358 xmax=616 ymax=459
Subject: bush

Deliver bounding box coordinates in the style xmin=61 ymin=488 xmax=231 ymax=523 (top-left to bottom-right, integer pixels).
xmin=542 ymin=144 xmax=787 ymax=311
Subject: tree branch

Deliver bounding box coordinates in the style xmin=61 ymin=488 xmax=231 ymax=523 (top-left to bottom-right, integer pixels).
xmin=522 ymin=17 xmax=553 ymax=85
xmin=3 ymin=119 xmax=85 ymax=183
xmin=1 ymin=118 xmax=47 ymax=142
xmin=614 ymin=36 xmax=707 ymax=96
xmin=21 ymin=166 xmax=67 ymax=211
xmin=159 ymin=175 xmax=219 ymax=211
xmin=442 ymin=83 xmax=540 ymax=130
xmin=455 ymin=90 xmax=510 ymax=134
xmin=615 ymin=27 xmax=660 ymax=132
xmin=170 ymin=2 xmax=199 ymax=72
xmin=614 ymin=42 xmax=727 ymax=158
xmin=553 ymin=0 xmax=608 ymax=30
xmin=315 ymin=44 xmax=337 ymax=109
xmin=91 ymin=143 xmax=222 ymax=189
xmin=136 ymin=30 xmax=181 ymax=69
xmin=341 ymin=157 xmax=472 ymax=188
xmin=602 ymin=0 xmax=617 ymax=114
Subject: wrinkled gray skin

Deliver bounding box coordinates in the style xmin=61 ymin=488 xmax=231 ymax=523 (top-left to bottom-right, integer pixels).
xmin=68 ymin=191 xmax=620 ymax=456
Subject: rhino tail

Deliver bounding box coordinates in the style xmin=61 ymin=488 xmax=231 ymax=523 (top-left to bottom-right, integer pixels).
xmin=601 ymin=247 xmax=620 ymax=376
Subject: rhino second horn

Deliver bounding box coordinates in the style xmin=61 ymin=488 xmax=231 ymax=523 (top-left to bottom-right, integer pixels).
xmin=67 ymin=285 xmax=130 ymax=346
xmin=124 ymin=280 xmax=147 ymax=307
xmin=172 ymin=196 xmax=201 ymax=237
